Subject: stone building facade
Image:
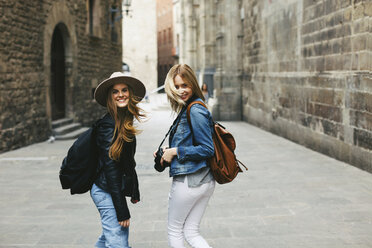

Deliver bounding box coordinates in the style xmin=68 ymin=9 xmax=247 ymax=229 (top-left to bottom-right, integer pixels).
xmin=157 ymin=0 xmax=176 ymax=88
xmin=174 ymin=0 xmax=372 ymax=172
xmin=0 ymin=0 xmax=123 ymax=152
xmin=122 ymin=0 xmax=157 ymax=93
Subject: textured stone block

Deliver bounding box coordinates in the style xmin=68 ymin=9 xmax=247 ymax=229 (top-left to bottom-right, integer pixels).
xmin=361 ymin=75 xmax=372 ymax=91
xmin=349 ymin=110 xmax=372 ymax=131
xmin=341 ymin=36 xmax=352 ymax=53
xmin=354 ymin=128 xmax=372 ymax=150
xmin=349 ymin=91 xmax=372 ymax=112
xmin=359 ymin=52 xmax=371 ymax=71
xmin=325 ymin=55 xmax=337 ymax=71
xmin=331 ymin=38 xmax=342 ymax=54
xmin=324 ymin=0 xmax=338 ymax=15
xmin=340 ymin=0 xmax=352 ymax=8
xmin=365 ymin=1 xmax=372 ymax=16
xmin=307 ymin=102 xmax=342 ymax=122
xmin=321 ymin=118 xmax=344 ymax=139
xmin=343 ymin=53 xmax=352 ymax=70
xmin=353 ymin=34 xmax=368 ymax=51
xmin=353 ymin=3 xmax=365 ymax=20
xmin=309 ymin=88 xmax=343 ymax=106
xmin=304 ymin=0 xmax=318 ymax=8
xmin=351 ymin=53 xmax=359 ymax=70
xmin=354 ymin=19 xmax=369 ymax=33
xmin=343 ymin=7 xmax=352 ymax=22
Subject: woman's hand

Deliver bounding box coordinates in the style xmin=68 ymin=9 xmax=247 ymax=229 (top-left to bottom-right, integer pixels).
xmin=162 ymin=148 xmax=177 ymax=164
xmin=119 ymin=219 xmax=130 ymax=228
xmin=153 ymin=146 xmax=168 ymax=158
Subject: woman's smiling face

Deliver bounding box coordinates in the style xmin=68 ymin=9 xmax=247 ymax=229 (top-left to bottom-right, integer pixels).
xmin=174 ymin=75 xmax=193 ymax=102
xmin=112 ymin=83 xmax=129 ymax=108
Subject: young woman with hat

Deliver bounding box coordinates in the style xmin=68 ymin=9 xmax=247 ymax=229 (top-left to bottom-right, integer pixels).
xmin=91 ymin=72 xmax=146 ymax=248
xmin=156 ymin=64 xmax=215 ymax=248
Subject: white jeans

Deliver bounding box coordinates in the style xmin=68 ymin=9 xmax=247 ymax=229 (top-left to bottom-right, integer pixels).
xmin=168 ymin=177 xmax=215 ymax=248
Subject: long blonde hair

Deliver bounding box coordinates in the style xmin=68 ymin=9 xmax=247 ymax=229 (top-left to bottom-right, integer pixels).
xmin=106 ymin=85 xmax=145 ymax=161
xmin=164 ymin=64 xmax=205 ymax=113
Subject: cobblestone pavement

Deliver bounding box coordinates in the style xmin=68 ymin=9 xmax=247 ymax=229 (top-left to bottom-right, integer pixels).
xmin=0 ymin=100 xmax=372 ymax=248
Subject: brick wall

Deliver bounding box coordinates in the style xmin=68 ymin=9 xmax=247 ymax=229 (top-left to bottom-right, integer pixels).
xmin=0 ymin=0 xmax=123 ymax=152
xmin=242 ymin=0 xmax=372 ymax=171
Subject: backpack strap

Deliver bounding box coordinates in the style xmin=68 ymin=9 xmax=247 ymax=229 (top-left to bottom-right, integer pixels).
xmin=237 ymin=159 xmax=248 ymax=171
xmin=186 ymin=101 xmax=209 ymax=146
xmin=186 ymin=101 xmax=208 ymax=128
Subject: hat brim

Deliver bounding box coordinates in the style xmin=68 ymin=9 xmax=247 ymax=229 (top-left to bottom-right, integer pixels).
xmin=94 ymin=76 xmax=146 ymax=107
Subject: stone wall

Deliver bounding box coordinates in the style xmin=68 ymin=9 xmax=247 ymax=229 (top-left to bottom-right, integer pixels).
xmin=241 ymin=0 xmax=372 ymax=171
xmin=213 ymin=0 xmax=243 ymax=121
xmin=0 ymin=0 xmax=123 ymax=152
xmin=173 ymin=0 xmax=371 ymax=172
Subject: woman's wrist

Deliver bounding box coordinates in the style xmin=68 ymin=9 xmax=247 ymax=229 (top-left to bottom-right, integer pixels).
xmin=172 ymin=148 xmax=177 ymax=155
xmin=167 ymin=147 xmax=178 ymax=159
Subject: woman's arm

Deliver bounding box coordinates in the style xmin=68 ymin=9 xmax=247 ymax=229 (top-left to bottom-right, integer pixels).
xmin=123 ymin=137 xmax=140 ymax=203
xmin=96 ymin=122 xmax=130 ymax=221
xmin=163 ymin=104 xmax=214 ymax=163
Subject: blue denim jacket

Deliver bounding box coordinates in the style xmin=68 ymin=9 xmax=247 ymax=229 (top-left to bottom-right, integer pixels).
xmin=169 ymin=98 xmax=214 ymax=177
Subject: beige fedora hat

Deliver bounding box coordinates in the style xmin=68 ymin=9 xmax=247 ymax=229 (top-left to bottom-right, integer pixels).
xmin=94 ymin=72 xmax=146 ymax=107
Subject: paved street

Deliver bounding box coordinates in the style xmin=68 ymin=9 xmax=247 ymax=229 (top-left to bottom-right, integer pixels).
xmin=0 ymin=97 xmax=372 ymax=248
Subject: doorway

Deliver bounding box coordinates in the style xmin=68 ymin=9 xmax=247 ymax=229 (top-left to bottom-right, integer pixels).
xmin=51 ymin=25 xmax=66 ymax=120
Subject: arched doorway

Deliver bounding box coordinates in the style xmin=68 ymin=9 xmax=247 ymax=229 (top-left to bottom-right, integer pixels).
xmin=44 ymin=1 xmax=77 ymax=126
xmin=51 ymin=24 xmax=66 ymax=120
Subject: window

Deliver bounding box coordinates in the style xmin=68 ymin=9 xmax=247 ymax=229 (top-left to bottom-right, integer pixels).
xmin=110 ymin=4 xmax=118 ymax=42
xmin=88 ymin=0 xmax=94 ymax=35
xmin=87 ymin=0 xmax=102 ymax=37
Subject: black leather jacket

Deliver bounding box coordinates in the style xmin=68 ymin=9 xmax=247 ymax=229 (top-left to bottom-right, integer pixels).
xmin=94 ymin=113 xmax=140 ymax=221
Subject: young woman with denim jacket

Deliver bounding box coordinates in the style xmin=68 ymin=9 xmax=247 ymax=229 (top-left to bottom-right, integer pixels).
xmin=159 ymin=64 xmax=215 ymax=248
xmin=92 ymin=72 xmax=146 ymax=248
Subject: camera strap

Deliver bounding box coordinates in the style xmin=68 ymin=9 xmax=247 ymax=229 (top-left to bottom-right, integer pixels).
xmin=157 ymin=107 xmax=186 ymax=149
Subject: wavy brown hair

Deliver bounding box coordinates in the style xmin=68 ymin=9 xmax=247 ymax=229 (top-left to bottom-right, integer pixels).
xmin=106 ymin=84 xmax=145 ymax=161
xmin=164 ymin=64 xmax=205 ymax=113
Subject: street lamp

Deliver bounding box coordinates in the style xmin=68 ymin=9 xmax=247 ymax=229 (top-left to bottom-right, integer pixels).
xmin=123 ymin=0 xmax=132 ymax=16
xmin=109 ymin=0 xmax=132 ymax=26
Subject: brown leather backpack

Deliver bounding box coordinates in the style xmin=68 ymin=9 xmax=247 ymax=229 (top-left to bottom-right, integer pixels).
xmin=187 ymin=101 xmax=247 ymax=184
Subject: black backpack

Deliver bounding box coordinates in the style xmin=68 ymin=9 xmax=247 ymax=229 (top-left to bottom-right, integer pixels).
xmin=59 ymin=121 xmax=100 ymax=195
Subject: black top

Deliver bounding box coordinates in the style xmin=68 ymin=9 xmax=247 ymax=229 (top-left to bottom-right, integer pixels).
xmin=94 ymin=113 xmax=140 ymax=221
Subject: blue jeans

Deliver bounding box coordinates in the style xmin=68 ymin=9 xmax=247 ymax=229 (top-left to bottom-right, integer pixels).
xmin=90 ymin=183 xmax=131 ymax=248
